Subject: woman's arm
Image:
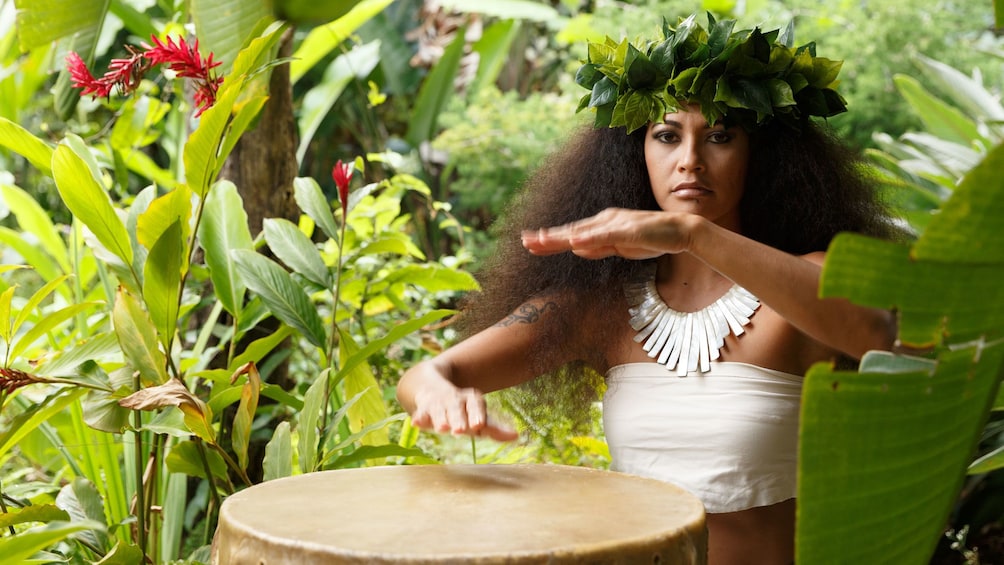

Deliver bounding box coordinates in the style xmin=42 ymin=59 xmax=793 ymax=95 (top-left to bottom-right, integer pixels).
xmin=397 ymin=298 xmax=574 ymax=441
xmin=521 ymin=209 xmax=895 ymax=359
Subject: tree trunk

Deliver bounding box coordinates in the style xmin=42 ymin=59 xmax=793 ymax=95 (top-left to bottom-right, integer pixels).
xmin=216 ymin=28 xmax=300 ymax=483
xmin=219 ymin=28 xmax=299 ymax=234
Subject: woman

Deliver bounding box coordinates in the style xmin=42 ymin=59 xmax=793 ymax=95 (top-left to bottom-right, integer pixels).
xmin=398 ymin=14 xmax=899 ymax=564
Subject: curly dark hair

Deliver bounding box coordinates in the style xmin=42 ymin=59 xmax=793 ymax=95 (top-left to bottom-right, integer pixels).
xmin=462 ymin=118 xmax=897 ymax=335
xmin=455 ymin=117 xmax=901 ymax=427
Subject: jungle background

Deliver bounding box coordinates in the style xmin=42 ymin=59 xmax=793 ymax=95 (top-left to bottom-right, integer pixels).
xmin=1 ymin=0 xmax=1003 ymax=563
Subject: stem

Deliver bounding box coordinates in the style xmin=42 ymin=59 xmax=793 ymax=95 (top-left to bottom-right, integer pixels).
xmin=0 ymin=480 xmax=14 ymax=536
xmin=195 ymin=439 xmax=221 ymax=548
xmin=211 ymin=443 xmax=252 ymax=488
xmin=227 ymin=314 xmax=240 ymax=368
xmin=320 ymin=220 xmax=349 ymax=463
xmin=146 ymin=435 xmax=164 ymax=564
xmin=132 ymin=405 xmax=147 ymax=557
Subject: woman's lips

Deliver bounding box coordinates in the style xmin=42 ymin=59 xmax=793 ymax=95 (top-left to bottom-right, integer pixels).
xmin=671 ymin=183 xmax=710 ymax=198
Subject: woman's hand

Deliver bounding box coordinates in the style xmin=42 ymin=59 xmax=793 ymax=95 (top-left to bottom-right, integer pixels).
xmin=521 ymin=208 xmax=697 ymax=260
xmin=399 ymin=361 xmax=519 ymax=442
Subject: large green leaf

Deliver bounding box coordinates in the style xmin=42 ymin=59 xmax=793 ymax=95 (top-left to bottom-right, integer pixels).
xmin=337 ymin=309 xmax=454 ymax=379
xmin=298 ymin=371 xmax=327 ymax=473
xmin=51 ymin=140 xmax=133 ymax=268
xmin=913 ymin=55 xmax=1004 ymax=124
xmin=289 ymin=0 xmax=395 ymax=85
xmin=0 ymin=520 xmax=105 ymax=565
xmin=11 ymin=274 xmax=71 ymax=338
xmin=381 ymin=264 xmax=479 ymax=292
xmin=914 ymin=141 xmax=1004 ymax=263
xmin=263 ymin=218 xmax=332 ymax=288
xmin=469 ymin=19 xmax=521 ymax=98
xmin=893 ymin=74 xmax=984 ymax=147
xmin=14 ymin=0 xmax=110 ymax=117
xmin=231 ymin=249 xmax=328 ymax=348
xmin=136 ymin=184 xmax=192 ymax=265
xmin=113 ymin=287 xmax=167 ymax=386
xmin=405 ymin=26 xmax=467 ymax=148
xmin=821 ymin=234 xmax=1004 ymax=348
xmin=0 ymin=389 xmax=85 ymax=458
xmin=165 ymin=440 xmax=227 ymax=482
xmin=13 ymin=0 xmax=107 ymax=50
xmin=805 ymin=130 xmax=1004 ymax=563
xmin=9 ymin=302 xmax=100 ymax=361
xmin=199 ymin=181 xmax=254 ymax=316
xmin=0 ymin=184 xmax=68 ymax=273
xmin=296 ymin=40 xmax=381 ymax=163
xmin=263 ymin=421 xmax=292 ymax=481
xmin=184 ymin=23 xmax=286 ymax=198
xmin=231 ymin=363 xmax=261 ymax=471
xmin=55 ymin=477 xmax=109 ymax=551
xmin=0 ymin=117 xmax=53 ymax=176
xmin=338 ymin=327 xmax=388 ymax=448
xmin=0 ymin=227 xmax=61 ymax=284
xmin=0 ymin=504 xmax=70 ymax=529
xmin=797 ymin=342 xmax=1003 ymax=564
xmin=191 ymin=0 xmax=272 ymax=75
xmin=143 ymin=220 xmax=184 ymax=352
xmin=293 ymin=176 xmax=340 ymax=241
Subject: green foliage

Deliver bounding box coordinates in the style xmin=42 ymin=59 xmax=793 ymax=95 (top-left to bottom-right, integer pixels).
xmin=433 ymin=86 xmax=580 ymax=226
xmin=794 ymin=52 xmax=1004 ymax=562
xmin=0 ymin=7 xmax=479 ymax=563
xmin=752 ymin=0 xmax=1003 ymax=149
xmin=3 ymin=0 xmax=1003 ymax=563
xmin=575 ymin=13 xmax=847 ymax=132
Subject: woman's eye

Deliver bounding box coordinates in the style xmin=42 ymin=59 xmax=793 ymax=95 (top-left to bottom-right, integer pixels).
xmin=654 ymin=131 xmax=678 ymax=143
xmin=708 ymin=131 xmax=731 ymax=143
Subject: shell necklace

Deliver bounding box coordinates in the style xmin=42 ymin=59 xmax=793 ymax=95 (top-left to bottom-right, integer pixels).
xmin=624 ymin=266 xmax=760 ymax=376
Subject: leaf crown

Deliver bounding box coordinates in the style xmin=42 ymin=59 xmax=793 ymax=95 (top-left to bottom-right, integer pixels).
xmin=574 ymin=12 xmax=847 ymax=133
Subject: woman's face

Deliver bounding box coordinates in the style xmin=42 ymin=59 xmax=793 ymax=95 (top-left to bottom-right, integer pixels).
xmin=644 ymin=105 xmax=750 ymax=231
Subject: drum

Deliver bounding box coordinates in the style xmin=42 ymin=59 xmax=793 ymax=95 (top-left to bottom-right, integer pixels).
xmin=212 ymin=463 xmax=706 ymax=564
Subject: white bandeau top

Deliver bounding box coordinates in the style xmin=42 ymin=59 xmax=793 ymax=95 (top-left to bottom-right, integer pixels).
xmin=603 ymin=361 xmax=803 ymax=514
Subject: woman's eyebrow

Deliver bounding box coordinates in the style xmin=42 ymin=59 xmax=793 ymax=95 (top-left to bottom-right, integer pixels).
xmin=658 ymin=119 xmax=724 ymax=130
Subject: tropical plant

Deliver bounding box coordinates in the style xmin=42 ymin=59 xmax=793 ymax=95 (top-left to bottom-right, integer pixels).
xmin=0 ymin=6 xmax=482 ymax=563
xmin=867 ymin=54 xmax=1004 ymax=234
xmin=793 ymin=47 xmax=1004 ymax=561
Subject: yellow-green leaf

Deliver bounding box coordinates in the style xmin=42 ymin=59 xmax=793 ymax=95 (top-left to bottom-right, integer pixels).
xmin=112 ymin=288 xmax=167 ymax=386
xmin=231 ymin=362 xmax=262 ymax=471
xmin=51 ymin=141 xmax=133 ymax=267
xmin=143 ymin=221 xmax=184 ymax=352
xmin=338 ymin=327 xmax=388 ymax=449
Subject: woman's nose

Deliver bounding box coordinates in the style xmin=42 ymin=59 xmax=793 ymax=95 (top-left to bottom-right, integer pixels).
xmin=677 ymin=140 xmax=705 ymax=172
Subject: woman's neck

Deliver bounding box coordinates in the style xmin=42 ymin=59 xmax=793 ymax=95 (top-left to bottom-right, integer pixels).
xmin=655 ymin=253 xmax=734 ymax=309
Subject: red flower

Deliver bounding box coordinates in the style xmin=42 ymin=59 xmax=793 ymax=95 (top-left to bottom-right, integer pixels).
xmin=142 ymin=35 xmax=223 ymax=117
xmin=66 ymin=35 xmax=222 ymax=117
xmin=66 ymin=51 xmax=113 ymax=98
xmin=332 ymin=160 xmax=353 ymax=216
xmin=143 ymin=36 xmax=219 ymax=77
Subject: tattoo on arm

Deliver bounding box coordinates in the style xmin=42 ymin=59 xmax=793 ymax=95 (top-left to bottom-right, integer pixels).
xmin=494 ymin=302 xmax=558 ymax=327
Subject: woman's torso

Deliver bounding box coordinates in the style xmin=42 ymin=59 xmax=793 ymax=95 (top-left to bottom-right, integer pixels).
xmin=603 ymin=360 xmax=803 ymax=513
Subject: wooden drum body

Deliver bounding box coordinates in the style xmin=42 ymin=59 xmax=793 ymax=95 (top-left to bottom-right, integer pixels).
xmin=213 ymin=463 xmax=706 ymax=564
